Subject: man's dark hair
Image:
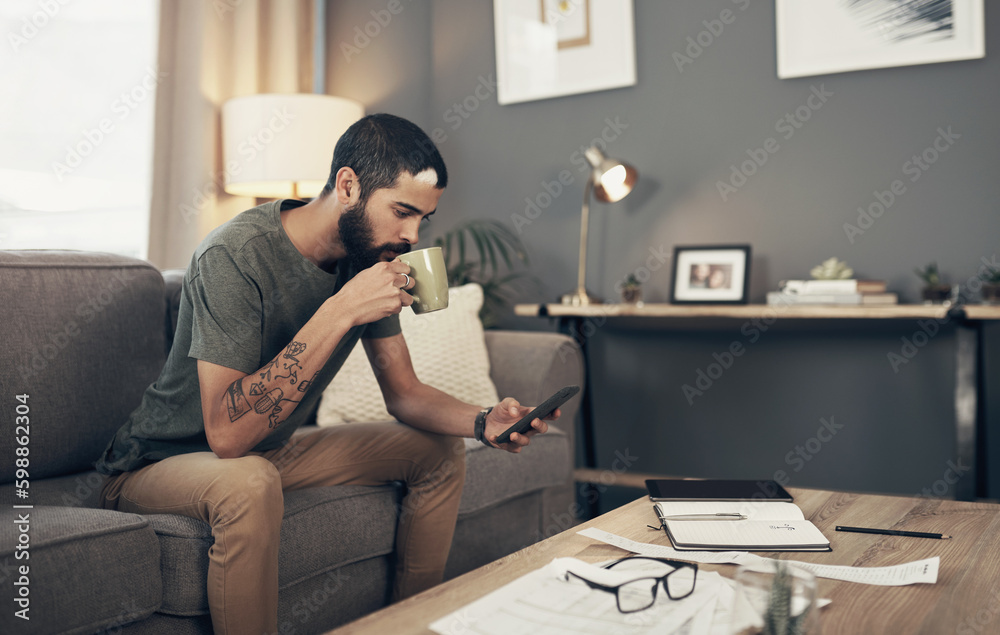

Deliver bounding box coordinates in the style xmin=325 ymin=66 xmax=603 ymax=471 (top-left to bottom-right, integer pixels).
xmin=320 ymin=113 xmax=448 ymax=204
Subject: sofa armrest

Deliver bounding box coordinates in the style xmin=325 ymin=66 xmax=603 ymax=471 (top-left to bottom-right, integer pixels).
xmin=482 ymin=329 xmax=585 ymax=541
xmin=483 ymin=330 xmax=584 ymax=443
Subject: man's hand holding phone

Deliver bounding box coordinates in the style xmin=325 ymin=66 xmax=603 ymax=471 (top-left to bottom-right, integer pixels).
xmin=484 ymin=386 xmax=581 ymax=453
xmin=484 ymin=397 xmax=556 ymax=453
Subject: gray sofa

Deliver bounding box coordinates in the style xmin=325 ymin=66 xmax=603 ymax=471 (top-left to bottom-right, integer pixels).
xmin=0 ymin=250 xmax=583 ymax=635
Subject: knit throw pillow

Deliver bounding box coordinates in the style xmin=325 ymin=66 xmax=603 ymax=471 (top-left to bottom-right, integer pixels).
xmin=316 ymin=283 xmax=499 ymax=425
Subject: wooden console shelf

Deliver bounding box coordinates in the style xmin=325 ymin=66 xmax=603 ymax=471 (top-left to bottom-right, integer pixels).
xmin=515 ymin=302 xmax=952 ymax=320
xmin=517 ymin=302 xmax=998 ymax=502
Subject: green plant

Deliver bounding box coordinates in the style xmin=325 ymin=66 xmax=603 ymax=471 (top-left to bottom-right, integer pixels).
xmin=433 ymin=219 xmax=537 ymax=328
xmin=809 ymin=257 xmax=853 ymax=280
xmin=914 ymin=262 xmax=944 ymax=287
xmin=622 ymin=273 xmax=640 ymax=288
xmin=762 ymin=562 xmax=808 ymax=635
xmin=979 ymin=265 xmax=1000 ymax=284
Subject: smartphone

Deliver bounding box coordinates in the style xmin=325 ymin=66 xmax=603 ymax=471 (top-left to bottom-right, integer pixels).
xmin=492 ymin=385 xmax=581 ymax=445
xmin=645 ymin=479 xmax=793 ymax=502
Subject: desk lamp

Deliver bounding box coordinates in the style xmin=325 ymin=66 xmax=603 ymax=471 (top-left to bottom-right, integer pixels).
xmin=561 ymin=146 xmax=639 ymax=306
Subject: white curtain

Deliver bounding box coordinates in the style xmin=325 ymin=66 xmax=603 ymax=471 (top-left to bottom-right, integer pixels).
xmin=146 ymin=0 xmax=314 ymax=269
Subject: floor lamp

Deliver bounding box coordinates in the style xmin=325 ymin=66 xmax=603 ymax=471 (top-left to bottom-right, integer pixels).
xmin=561 ymin=146 xmax=639 ymax=306
xmin=221 ymin=93 xmax=363 ymax=200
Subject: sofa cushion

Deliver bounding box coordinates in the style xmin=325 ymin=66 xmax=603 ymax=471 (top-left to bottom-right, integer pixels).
xmin=317 ymin=283 xmax=499 ymax=425
xmin=0 ymin=506 xmax=161 ymax=635
xmin=145 ymin=484 xmax=401 ymax=615
xmin=0 ymin=250 xmax=166 ymax=481
xmin=0 ymin=471 xmax=106 ymax=510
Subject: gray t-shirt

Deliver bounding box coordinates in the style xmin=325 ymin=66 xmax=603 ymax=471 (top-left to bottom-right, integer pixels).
xmin=96 ymin=199 xmax=400 ymax=475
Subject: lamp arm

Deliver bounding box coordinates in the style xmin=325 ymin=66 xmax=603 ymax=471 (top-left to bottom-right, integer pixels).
xmin=576 ymin=175 xmax=594 ymax=295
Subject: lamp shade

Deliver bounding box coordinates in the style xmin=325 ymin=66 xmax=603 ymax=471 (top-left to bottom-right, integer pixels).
xmin=222 ymin=93 xmax=364 ymax=199
xmin=584 ymin=146 xmax=638 ymax=203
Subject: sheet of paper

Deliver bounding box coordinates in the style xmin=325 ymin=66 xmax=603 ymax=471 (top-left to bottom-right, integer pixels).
xmin=578 ymin=528 xmax=939 ymax=586
xmin=655 ymin=501 xmax=805 ymax=521
xmin=673 ymin=592 xmax=718 ymax=635
xmin=781 ymin=557 xmax=939 ymax=586
xmin=578 ymin=527 xmax=769 ymax=566
xmin=428 ymin=558 xmax=725 ymax=635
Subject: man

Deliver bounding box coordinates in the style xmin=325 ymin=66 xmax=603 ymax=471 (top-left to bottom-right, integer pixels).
xmin=95 ymin=113 xmax=556 ymax=634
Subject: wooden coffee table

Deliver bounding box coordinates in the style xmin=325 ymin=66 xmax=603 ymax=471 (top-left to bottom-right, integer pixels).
xmin=329 ymin=487 xmax=1000 ymax=634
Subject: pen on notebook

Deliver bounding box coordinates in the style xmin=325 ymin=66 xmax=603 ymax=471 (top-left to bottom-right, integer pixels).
xmin=662 ymin=513 xmax=748 ymax=521
xmin=835 ymin=525 xmax=951 ymax=540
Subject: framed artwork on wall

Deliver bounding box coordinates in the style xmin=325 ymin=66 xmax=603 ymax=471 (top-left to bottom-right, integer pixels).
xmin=670 ymin=245 xmax=752 ymax=305
xmin=494 ymin=0 xmax=637 ymax=105
xmin=776 ymin=0 xmax=985 ymax=79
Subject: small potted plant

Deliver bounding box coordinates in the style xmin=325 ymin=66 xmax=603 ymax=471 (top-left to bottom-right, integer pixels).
xmin=621 ymin=273 xmax=642 ymax=304
xmin=980 ymin=265 xmax=1000 ymax=304
xmin=915 ymin=262 xmax=951 ymax=304
xmin=810 ymin=257 xmax=853 ymax=280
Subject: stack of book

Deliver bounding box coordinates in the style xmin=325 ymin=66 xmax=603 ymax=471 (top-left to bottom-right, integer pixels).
xmin=767 ymin=279 xmax=897 ymax=306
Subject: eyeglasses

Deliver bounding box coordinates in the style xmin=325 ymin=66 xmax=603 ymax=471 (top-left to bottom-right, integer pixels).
xmin=563 ymin=556 xmax=698 ymax=613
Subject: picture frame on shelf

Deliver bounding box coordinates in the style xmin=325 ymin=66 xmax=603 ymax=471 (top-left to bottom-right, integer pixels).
xmin=776 ymin=0 xmax=985 ymax=79
xmin=670 ymin=245 xmax=751 ymax=305
xmin=494 ymin=0 xmax=636 ymax=105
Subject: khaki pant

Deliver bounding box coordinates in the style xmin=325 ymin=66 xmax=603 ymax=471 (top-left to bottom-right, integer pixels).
xmin=100 ymin=423 xmax=466 ymax=635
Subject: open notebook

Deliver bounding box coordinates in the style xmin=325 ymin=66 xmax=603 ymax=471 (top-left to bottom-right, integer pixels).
xmin=654 ymin=501 xmax=831 ymax=552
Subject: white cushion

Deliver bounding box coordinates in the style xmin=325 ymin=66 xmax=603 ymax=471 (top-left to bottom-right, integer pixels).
xmin=316 ymin=283 xmax=500 ymax=425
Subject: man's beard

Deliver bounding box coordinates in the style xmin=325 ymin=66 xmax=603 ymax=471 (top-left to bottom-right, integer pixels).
xmin=338 ymin=200 xmax=410 ymax=270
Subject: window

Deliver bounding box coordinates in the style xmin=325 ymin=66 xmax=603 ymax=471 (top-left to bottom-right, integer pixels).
xmin=0 ymin=0 xmax=160 ymax=258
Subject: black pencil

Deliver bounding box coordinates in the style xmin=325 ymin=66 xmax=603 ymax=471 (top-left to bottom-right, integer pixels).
xmin=835 ymin=525 xmax=951 ymax=540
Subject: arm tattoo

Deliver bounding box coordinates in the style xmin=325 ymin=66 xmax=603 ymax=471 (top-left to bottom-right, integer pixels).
xmin=225 ymin=379 xmax=251 ymax=422
xmin=259 ymin=341 xmax=307 ymax=384
xmin=254 ymin=388 xmax=284 ymax=414
xmin=231 ymin=340 xmax=310 ymax=429
xmin=297 ymin=371 xmax=317 ymax=393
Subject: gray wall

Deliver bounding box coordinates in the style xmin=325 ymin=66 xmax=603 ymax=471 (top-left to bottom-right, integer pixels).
xmin=328 ymin=1 xmax=1000 ymax=502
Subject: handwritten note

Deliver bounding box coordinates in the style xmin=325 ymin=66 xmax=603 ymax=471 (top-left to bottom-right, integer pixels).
xmin=578 ymin=528 xmax=939 ymax=586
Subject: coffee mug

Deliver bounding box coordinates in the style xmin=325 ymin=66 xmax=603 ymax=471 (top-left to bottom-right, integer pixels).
xmin=397 ymin=247 xmax=449 ymax=314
